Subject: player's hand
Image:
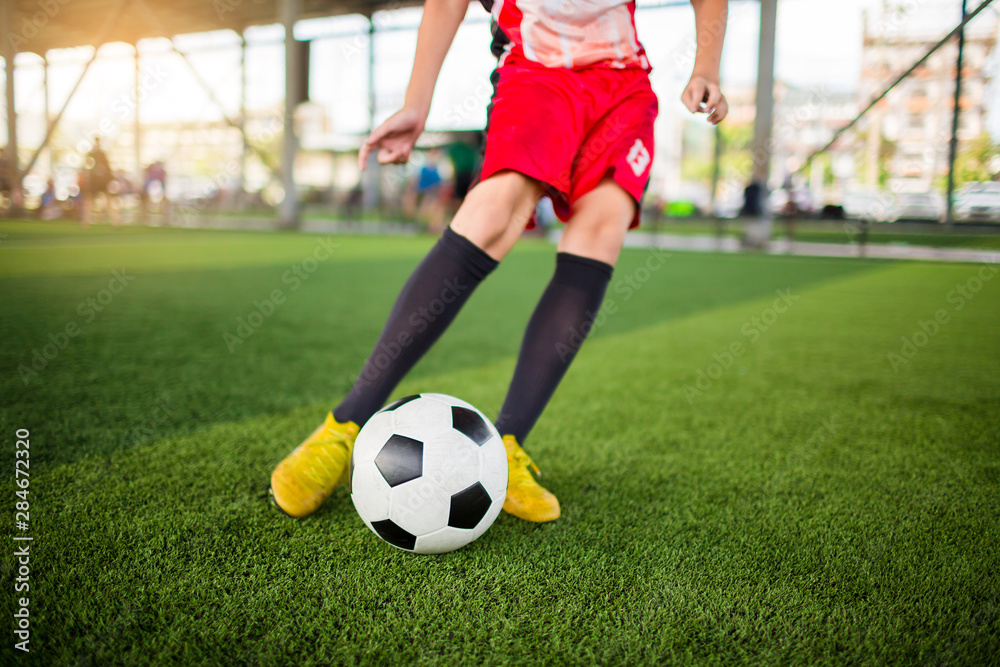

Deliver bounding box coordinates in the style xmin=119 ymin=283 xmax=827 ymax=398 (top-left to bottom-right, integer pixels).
xmin=358 ymin=107 xmax=426 ymax=170
xmin=681 ymin=75 xmax=728 ymax=125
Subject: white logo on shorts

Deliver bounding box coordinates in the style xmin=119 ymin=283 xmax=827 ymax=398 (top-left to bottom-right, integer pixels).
xmin=626 ymin=138 xmax=650 ymax=177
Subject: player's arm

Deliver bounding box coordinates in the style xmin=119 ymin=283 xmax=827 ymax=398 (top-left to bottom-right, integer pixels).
xmin=359 ymin=0 xmax=471 ymax=169
xmin=682 ymin=0 xmax=729 ymax=125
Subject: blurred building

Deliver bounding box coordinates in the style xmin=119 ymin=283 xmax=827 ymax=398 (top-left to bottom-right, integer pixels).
xmin=723 ymin=81 xmax=858 ymax=201
xmin=860 ymin=0 xmax=998 ymax=192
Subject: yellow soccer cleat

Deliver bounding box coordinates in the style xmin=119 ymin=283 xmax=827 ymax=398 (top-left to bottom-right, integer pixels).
xmin=269 ymin=413 xmax=360 ymax=518
xmin=502 ymin=435 xmax=561 ymax=522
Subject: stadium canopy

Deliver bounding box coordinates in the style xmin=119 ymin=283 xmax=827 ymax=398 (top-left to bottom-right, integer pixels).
xmin=6 ymin=0 xmax=422 ymax=55
xmin=2 ymin=0 xmax=784 ymax=230
xmin=1 ymin=0 xmax=420 ymax=224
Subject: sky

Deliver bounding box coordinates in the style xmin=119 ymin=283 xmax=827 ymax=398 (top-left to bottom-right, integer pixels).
xmin=3 ymin=0 xmax=998 ymax=159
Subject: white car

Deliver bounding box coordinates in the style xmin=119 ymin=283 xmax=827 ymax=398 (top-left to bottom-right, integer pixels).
xmin=892 ymin=192 xmax=945 ymax=222
xmin=954 ymin=182 xmax=1000 ymax=222
xmin=842 ymin=191 xmax=894 ymax=222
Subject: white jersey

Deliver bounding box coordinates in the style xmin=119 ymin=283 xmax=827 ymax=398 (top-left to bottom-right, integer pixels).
xmin=482 ymin=0 xmax=650 ymax=70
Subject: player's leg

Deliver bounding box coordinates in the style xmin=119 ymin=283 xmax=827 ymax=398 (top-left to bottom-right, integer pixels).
xmin=449 ymin=171 xmax=543 ymax=259
xmin=333 ymin=170 xmax=540 ymax=424
xmin=270 ymin=171 xmax=541 ymax=518
xmin=495 ymin=65 xmax=657 ymax=522
xmin=553 ymin=181 xmax=636 ymax=266
xmin=495 ymin=180 xmax=634 ymax=522
xmin=272 ymin=63 xmax=580 ymax=518
xmin=498 ymin=179 xmax=634 ymax=441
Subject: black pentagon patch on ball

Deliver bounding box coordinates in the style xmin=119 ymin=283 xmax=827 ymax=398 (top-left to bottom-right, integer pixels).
xmin=448 ymin=482 xmax=493 ymax=529
xmin=374 ymin=435 xmax=423 ymax=487
xmin=452 ymin=406 xmax=492 ymax=446
xmin=380 ymin=394 xmax=421 ymax=413
xmin=371 ymin=519 xmax=416 ymax=550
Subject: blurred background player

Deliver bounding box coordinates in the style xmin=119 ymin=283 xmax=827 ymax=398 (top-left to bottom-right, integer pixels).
xmin=38 ymin=178 xmax=59 ymax=220
xmin=0 ymin=146 xmax=11 ymax=214
xmin=81 ymin=137 xmax=119 ymax=228
xmin=270 ymin=0 xmax=729 ymax=523
xmin=141 ymin=160 xmax=169 ymax=222
xmin=416 ymin=147 xmax=447 ymax=233
xmin=446 ymin=139 xmax=478 ymax=219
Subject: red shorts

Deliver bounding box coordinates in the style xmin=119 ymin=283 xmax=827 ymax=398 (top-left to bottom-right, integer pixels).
xmin=480 ymin=63 xmax=658 ymax=228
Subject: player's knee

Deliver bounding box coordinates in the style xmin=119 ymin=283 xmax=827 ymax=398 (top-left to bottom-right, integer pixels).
xmin=576 ymin=205 xmax=632 ymax=242
xmin=482 ymin=172 xmax=538 ymax=219
xmin=452 ymin=173 xmax=539 ymax=247
xmin=567 ymin=225 xmax=625 ymax=260
xmin=575 ymin=182 xmax=634 ymax=224
xmin=561 ymin=205 xmax=633 ymax=264
xmin=476 ymin=196 xmax=527 ymax=236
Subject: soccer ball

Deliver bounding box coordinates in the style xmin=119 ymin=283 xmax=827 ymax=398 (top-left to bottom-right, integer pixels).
xmin=350 ymin=393 xmax=508 ymax=554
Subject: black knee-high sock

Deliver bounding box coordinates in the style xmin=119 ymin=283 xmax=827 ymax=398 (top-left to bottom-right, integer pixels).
xmin=495 ymin=252 xmax=613 ymax=443
xmin=334 ymin=227 xmax=498 ymax=426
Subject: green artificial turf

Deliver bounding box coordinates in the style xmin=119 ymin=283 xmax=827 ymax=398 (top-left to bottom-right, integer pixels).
xmin=646 ymin=218 xmax=1000 ymax=250
xmin=1 ymin=221 xmax=998 ymax=665
xmin=778 ymin=229 xmax=1000 ymax=249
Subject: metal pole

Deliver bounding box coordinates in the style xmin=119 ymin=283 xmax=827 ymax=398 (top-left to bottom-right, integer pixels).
xmin=169 ymin=42 xmax=279 ymax=177
xmin=711 ymin=124 xmax=725 ymax=244
xmin=134 ymin=44 xmax=142 ymax=177
xmin=798 ymin=0 xmax=994 ymax=175
xmin=280 ymin=0 xmax=301 ymax=229
xmin=362 ymin=17 xmax=379 ymax=210
xmin=21 ymin=0 xmax=128 ymax=179
xmin=43 ymin=54 xmax=50 ymax=179
xmin=134 ymin=42 xmax=144 ymax=223
xmin=710 ymin=125 xmax=722 ymax=215
xmin=2 ymin=0 xmax=21 ymax=215
xmin=22 ymin=48 xmax=102 ymax=178
xmin=130 ymin=0 xmax=278 ymax=181
xmin=748 ymin=0 xmax=777 ymax=247
xmin=945 ymin=0 xmax=967 ymax=229
xmin=238 ymin=31 xmax=247 ymax=209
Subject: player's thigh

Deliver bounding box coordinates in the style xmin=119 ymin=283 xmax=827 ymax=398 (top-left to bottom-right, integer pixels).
xmin=557 ymin=179 xmax=635 ymax=266
xmin=450 ymin=170 xmax=543 ymax=260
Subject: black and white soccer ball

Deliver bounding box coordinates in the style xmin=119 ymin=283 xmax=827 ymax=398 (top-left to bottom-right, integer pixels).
xmin=350 ymin=393 xmax=508 ymax=554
